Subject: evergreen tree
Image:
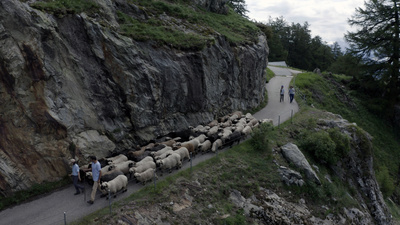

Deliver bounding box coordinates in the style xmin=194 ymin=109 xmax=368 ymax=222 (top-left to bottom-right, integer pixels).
xmin=331 ymin=42 xmax=343 ymax=60
xmin=228 ymin=0 xmax=249 ymax=18
xmin=345 ymin=0 xmax=400 ymax=109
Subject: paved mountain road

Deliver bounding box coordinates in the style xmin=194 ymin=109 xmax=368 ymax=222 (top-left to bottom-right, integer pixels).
xmin=0 ymin=66 xmax=302 ymax=225
xmin=253 ymin=66 xmax=302 ymax=125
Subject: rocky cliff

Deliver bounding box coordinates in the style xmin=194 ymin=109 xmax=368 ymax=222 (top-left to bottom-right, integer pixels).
xmin=0 ymin=0 xmax=268 ymax=196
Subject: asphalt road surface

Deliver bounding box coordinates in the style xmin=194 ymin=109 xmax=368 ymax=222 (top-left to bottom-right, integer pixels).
xmin=0 ymin=65 xmax=302 ymax=225
xmin=253 ymin=66 xmax=302 ymax=125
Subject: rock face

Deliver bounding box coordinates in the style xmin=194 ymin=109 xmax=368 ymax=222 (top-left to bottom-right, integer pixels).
xmin=0 ymin=0 xmax=268 ymax=196
xmin=281 ymin=142 xmax=321 ymax=185
xmin=317 ymin=115 xmax=391 ymax=224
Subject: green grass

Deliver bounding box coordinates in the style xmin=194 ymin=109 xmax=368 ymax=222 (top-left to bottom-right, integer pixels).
xmin=266 ymin=67 xmax=275 ymax=82
xmin=118 ymin=0 xmax=260 ymax=50
xmin=31 ymin=0 xmax=99 ymax=17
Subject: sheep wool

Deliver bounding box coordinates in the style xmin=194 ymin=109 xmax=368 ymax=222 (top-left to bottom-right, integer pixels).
xmin=100 ymin=175 xmax=128 ymax=198
xmin=134 ymin=168 xmax=156 ymax=185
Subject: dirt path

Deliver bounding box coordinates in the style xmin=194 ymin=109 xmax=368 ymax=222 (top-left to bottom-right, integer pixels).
xmin=0 ymin=65 xmax=302 ymax=225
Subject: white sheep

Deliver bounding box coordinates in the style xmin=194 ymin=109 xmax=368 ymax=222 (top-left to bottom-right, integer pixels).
xmin=105 ymin=154 xmax=128 ymax=165
xmin=207 ymin=120 xmax=218 ymax=127
xmin=159 ymin=153 xmax=181 ymax=174
xmin=101 ymin=165 xmax=113 ymax=174
xmin=150 ymin=146 xmax=173 ymax=158
xmin=247 ymin=118 xmax=259 ymax=127
xmin=211 ymin=139 xmax=222 ymax=152
xmin=219 ymin=127 xmax=233 ymax=143
xmin=234 ymin=124 xmax=245 ymax=133
xmin=154 ymin=149 xmax=174 ymax=161
xmin=242 ymin=125 xmax=253 ymax=136
xmin=260 ymin=119 xmax=273 ymax=124
xmin=199 ymin=140 xmax=212 ymax=153
xmin=220 ymin=120 xmax=232 ymax=128
xmin=190 ymin=134 xmax=207 ymax=144
xmin=134 ymin=156 xmax=154 ymax=167
xmin=100 ymin=174 xmax=128 ymax=199
xmin=129 ymin=160 xmax=156 ymax=174
xmin=134 ymin=168 xmax=157 ymax=185
xmin=207 ymin=126 xmax=220 ymax=136
xmin=173 ymin=147 xmax=190 ymax=161
xmin=245 ymin=113 xmax=255 ymax=120
xmin=108 ymin=160 xmax=135 ymax=174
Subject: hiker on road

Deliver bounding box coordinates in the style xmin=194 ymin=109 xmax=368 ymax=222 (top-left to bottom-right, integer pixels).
xmin=280 ymin=85 xmax=285 ymax=102
xmin=289 ymin=86 xmax=295 ymax=103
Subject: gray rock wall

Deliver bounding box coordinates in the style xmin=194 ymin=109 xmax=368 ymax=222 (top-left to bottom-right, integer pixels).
xmin=0 ymin=0 xmax=268 ymax=195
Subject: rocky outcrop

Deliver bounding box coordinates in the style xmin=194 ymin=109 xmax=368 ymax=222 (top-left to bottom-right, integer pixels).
xmin=317 ymin=114 xmax=390 ymax=224
xmin=0 ymin=0 xmax=268 ymax=195
xmin=281 ymin=142 xmax=321 ymax=185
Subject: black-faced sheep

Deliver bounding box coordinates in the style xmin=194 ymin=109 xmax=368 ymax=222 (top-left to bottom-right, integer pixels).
xmin=134 ymin=168 xmax=157 ymax=185
xmin=105 ymin=154 xmax=128 ymax=165
xmin=100 ymin=174 xmax=128 ymax=199
xmin=108 ymin=160 xmax=135 ymax=174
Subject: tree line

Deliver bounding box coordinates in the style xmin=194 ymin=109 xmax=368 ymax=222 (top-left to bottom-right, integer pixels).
xmin=231 ymin=0 xmax=399 ymax=119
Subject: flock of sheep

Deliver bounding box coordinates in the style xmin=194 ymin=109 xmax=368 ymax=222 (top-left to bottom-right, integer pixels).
xmin=80 ymin=111 xmax=272 ymax=198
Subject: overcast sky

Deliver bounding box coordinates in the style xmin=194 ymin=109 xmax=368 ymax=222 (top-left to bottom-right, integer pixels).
xmin=245 ymin=0 xmax=366 ymax=49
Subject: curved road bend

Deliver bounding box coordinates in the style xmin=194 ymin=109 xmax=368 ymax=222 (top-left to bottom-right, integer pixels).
xmin=0 ymin=66 xmax=302 ymax=225
xmin=253 ymin=66 xmax=302 ymax=125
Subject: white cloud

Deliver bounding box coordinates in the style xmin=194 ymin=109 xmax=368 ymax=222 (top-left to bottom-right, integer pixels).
xmin=246 ymin=0 xmax=365 ymax=48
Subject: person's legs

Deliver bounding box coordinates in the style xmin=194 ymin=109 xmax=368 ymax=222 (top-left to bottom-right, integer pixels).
xmin=290 ymin=94 xmax=294 ymax=103
xmin=72 ymin=176 xmax=80 ymax=194
xmin=90 ymin=181 xmax=99 ymax=202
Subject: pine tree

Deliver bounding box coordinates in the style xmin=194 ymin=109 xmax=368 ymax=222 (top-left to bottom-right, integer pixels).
xmin=227 ymin=0 xmax=249 ymax=18
xmin=345 ymin=0 xmax=400 ymax=109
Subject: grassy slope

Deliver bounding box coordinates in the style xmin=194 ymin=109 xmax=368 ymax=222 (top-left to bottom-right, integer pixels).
xmin=293 ymin=71 xmax=400 ymax=220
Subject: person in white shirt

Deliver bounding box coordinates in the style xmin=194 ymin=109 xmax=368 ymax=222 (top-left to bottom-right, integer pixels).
xmin=70 ymin=159 xmax=84 ymax=195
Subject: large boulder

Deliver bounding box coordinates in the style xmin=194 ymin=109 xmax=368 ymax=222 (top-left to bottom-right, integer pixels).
xmin=281 ymin=143 xmax=321 ymax=185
